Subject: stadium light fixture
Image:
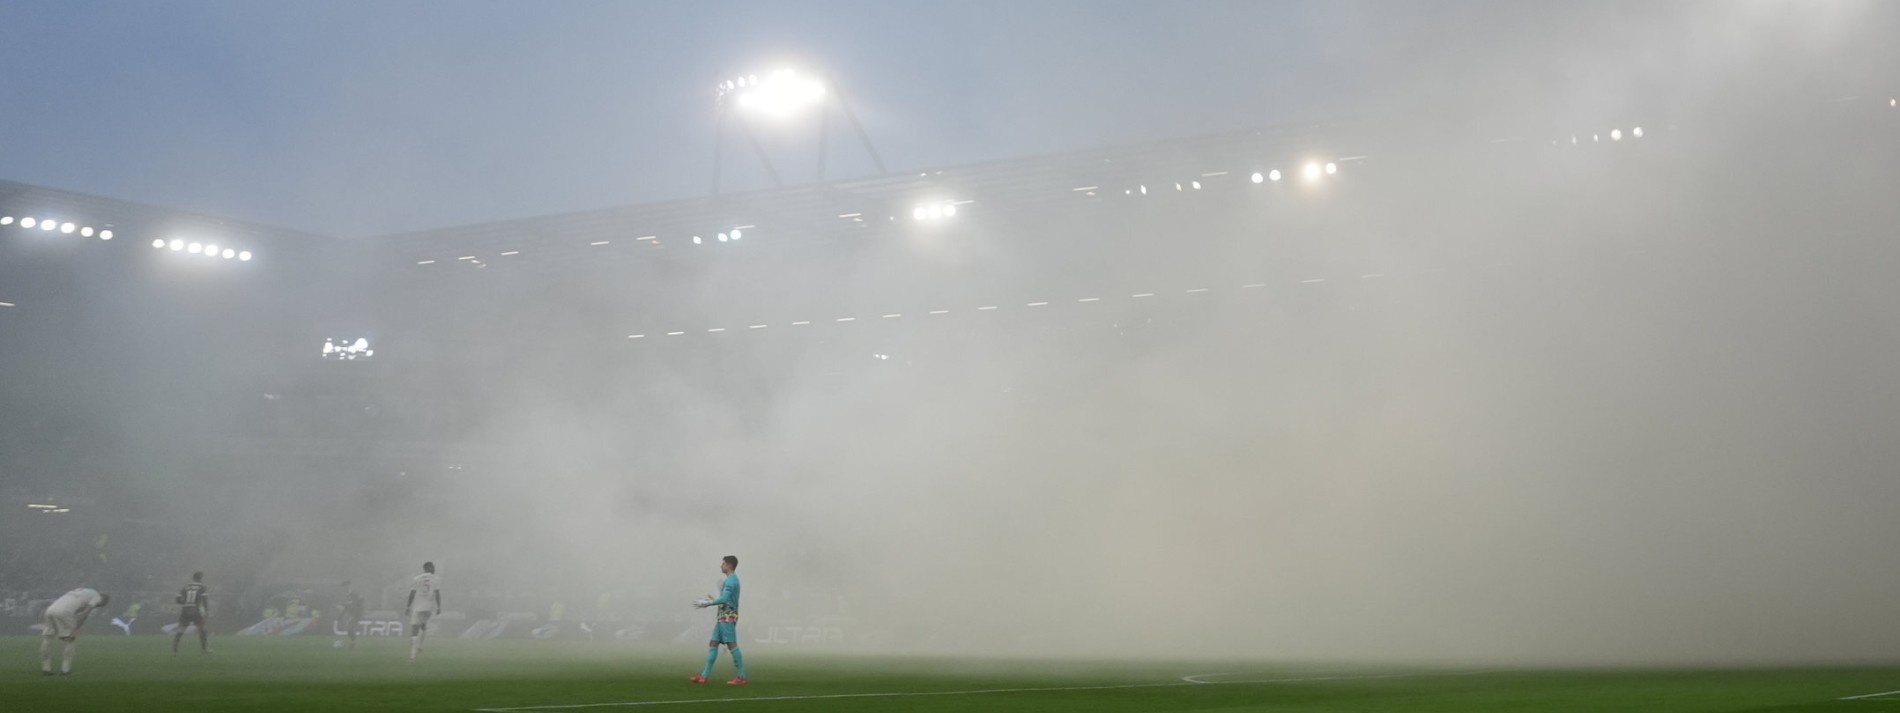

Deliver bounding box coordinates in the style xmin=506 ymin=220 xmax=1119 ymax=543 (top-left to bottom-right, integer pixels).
xmin=1302 ymin=162 xmax=1322 ymax=181
xmin=730 ymin=228 xmax=743 ymax=240
xmin=60 ymin=222 xmax=75 ymax=234
xmin=0 ymin=216 xmax=12 ymax=225
xmin=1632 ymin=126 xmax=1644 ymax=138
xmin=723 ymin=67 xmax=827 ymax=119
xmin=169 ymin=239 xmax=183 ymax=251
xmin=221 ymin=248 xmax=235 ymax=259
xmin=692 ymin=235 xmax=703 ymax=245
xmin=187 ymin=242 xmax=202 ymax=254
xmin=1250 ymin=172 xmax=1263 ymax=184
xmin=100 ymin=229 xmax=113 ymax=240
xmin=20 ymin=217 xmax=35 ymax=229
xmin=1325 ymin=162 xmax=1337 ymax=175
xmin=204 ymin=243 xmax=219 ymax=258
xmin=321 ymin=337 xmax=375 ymax=361
xmin=39 ymin=219 xmax=56 ymax=231
xmin=1269 ymin=169 xmax=1282 ymax=182
xmin=80 ymin=226 xmax=93 ymax=237
xmin=911 ymin=200 xmax=960 ymax=222
xmin=238 ymin=251 xmax=252 ymax=261
xmin=1611 ymin=129 xmax=1623 ymax=141
xmin=152 ymin=239 xmax=165 ymax=249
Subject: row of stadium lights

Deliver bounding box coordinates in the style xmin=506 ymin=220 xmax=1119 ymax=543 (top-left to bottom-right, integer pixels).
xmin=2 ymin=213 xmax=256 ymax=262
xmin=1565 ymin=126 xmax=1645 ymax=144
xmin=27 ymin=503 xmax=72 ymax=514
xmin=1 ymin=215 xmax=113 ymax=239
xmin=150 ymin=238 xmax=253 ymax=261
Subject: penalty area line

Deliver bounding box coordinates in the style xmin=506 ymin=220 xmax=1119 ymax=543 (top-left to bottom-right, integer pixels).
xmin=476 ymin=671 xmax=1476 ymax=711
xmin=1841 ymin=689 xmax=1900 ymax=701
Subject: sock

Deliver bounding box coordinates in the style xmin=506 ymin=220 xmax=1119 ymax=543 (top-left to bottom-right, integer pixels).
xmin=172 ymin=633 xmax=181 ymax=653
xmin=40 ymin=638 xmax=52 ymax=672
xmin=730 ymin=647 xmax=746 ymax=679
xmin=700 ymin=646 xmax=720 ymax=678
xmin=62 ymin=642 xmax=76 ymax=673
xmin=199 ymin=629 xmax=209 ymax=651
xmin=410 ymin=635 xmax=421 ymax=659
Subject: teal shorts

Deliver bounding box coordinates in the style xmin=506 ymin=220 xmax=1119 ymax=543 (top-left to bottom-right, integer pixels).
xmin=710 ymin=622 xmax=738 ymax=645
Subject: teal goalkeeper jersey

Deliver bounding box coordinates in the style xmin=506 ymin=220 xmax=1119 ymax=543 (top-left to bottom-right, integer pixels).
xmin=709 ymin=574 xmax=741 ymax=623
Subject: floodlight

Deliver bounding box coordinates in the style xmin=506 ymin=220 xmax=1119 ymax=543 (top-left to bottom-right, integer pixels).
xmin=60 ymin=222 xmax=75 ymax=233
xmin=1139 ymin=185 xmax=1147 ymax=195
xmin=222 ymin=248 xmax=235 ymax=259
xmin=99 ymin=229 xmax=113 ymax=240
xmin=1632 ymin=126 xmax=1644 ymax=138
xmin=80 ymin=227 xmax=93 ymax=237
xmin=238 ymin=251 xmax=252 ymax=261
xmin=927 ymin=205 xmax=944 ymax=219
xmin=912 ymin=206 xmax=927 ymax=220
xmin=20 ymin=217 xmax=35 ymax=228
xmin=717 ymin=232 xmax=729 ymax=242
xmin=187 ymin=242 xmax=202 ymax=254
xmin=1611 ymin=129 xmax=1623 ymax=141
xmin=169 ymin=239 xmax=184 ymax=251
xmin=731 ymin=68 xmax=827 ymax=118
xmin=692 ymin=235 xmax=702 ymax=244
xmin=730 ymin=228 xmax=742 ymax=240
xmin=1250 ymin=172 xmax=1263 ymax=184
xmin=0 ymin=216 xmax=12 ymax=225
xmin=1302 ymin=162 xmax=1322 ymax=180
xmin=40 ymin=219 xmax=56 ymax=231
xmin=1269 ymin=169 xmax=1282 ymax=182
xmin=941 ymin=204 xmax=955 ymax=217
xmin=204 ymin=244 xmax=219 ymax=257
xmin=152 ymin=239 xmax=165 ymax=248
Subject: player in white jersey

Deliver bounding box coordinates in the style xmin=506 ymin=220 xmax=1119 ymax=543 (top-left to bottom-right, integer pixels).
xmin=406 ymin=561 xmax=442 ymax=661
xmin=40 ymin=587 xmax=109 ymax=675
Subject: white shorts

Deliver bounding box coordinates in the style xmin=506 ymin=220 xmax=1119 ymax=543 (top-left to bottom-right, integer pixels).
xmin=43 ymin=611 xmax=79 ymax=639
xmin=409 ymin=610 xmax=433 ymax=630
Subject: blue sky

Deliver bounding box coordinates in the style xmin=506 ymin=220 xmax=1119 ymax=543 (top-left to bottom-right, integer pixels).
xmin=1 ymin=1 xmax=1891 ymax=237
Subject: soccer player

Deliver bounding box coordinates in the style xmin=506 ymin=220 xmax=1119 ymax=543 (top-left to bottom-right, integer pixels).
xmin=337 ymin=581 xmax=365 ymax=650
xmin=689 ymin=555 xmax=746 ymax=685
xmin=172 ymin=571 xmax=212 ymax=655
xmin=40 ymin=587 xmax=109 ymax=675
xmin=407 ymin=561 xmax=442 ymax=661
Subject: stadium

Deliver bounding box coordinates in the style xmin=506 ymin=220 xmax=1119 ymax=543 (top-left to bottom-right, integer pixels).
xmin=5 ymin=2 xmax=1900 ymax=712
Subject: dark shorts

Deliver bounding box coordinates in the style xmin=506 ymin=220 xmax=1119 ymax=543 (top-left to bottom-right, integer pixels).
xmin=178 ymin=608 xmax=205 ymax=627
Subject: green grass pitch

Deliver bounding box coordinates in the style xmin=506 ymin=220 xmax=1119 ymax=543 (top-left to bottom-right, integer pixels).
xmin=5 ymin=636 xmax=1899 ymax=712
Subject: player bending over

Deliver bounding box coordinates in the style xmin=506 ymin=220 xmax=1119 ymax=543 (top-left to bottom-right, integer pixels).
xmin=689 ymin=555 xmax=746 ymax=685
xmin=172 ymin=571 xmax=212 ymax=655
xmin=407 ymin=561 xmax=442 ymax=661
xmin=41 ymin=588 xmax=109 ymax=675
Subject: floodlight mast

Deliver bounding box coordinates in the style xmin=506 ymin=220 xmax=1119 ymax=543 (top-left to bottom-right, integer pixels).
xmin=709 ymin=68 xmax=888 ymax=196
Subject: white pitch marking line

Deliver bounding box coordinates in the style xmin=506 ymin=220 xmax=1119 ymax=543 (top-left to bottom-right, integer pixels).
xmin=1026 ymin=301 xmax=1049 ymax=307
xmin=835 ymin=317 xmax=856 ymax=322
xmin=977 ymin=306 xmax=998 ymax=311
xmin=928 ymin=310 xmax=950 ymax=315
xmin=626 ymin=334 xmax=644 ymax=339
xmin=749 ymin=325 xmax=767 ymax=329
xmin=666 ymin=332 xmax=684 ymax=336
xmin=1131 ymin=293 xmax=1154 ymax=298
xmin=475 ymin=671 xmax=1476 ymax=712
xmin=707 ymin=328 xmax=725 ymax=333
xmin=1184 ymin=288 xmax=1209 ymax=293
xmin=1301 ymin=278 xmax=1325 ymax=284
xmin=882 ymin=314 xmax=902 ymax=318
xmin=1077 ymin=297 xmax=1100 ymax=302
xmin=1841 ymin=689 xmax=1900 ymax=701
xmin=791 ymin=321 xmax=810 ymax=326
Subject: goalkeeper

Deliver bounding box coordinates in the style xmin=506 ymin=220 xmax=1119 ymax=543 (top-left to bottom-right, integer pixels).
xmin=688 ymin=555 xmax=746 ymax=684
